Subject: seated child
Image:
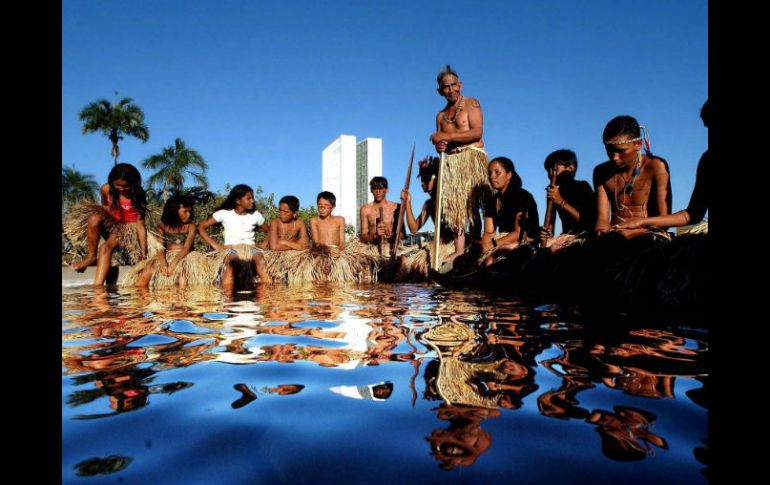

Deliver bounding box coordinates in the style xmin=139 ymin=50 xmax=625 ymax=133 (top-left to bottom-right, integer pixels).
xmin=310 ymin=191 xmax=346 ymax=251
xmin=198 ymin=184 xmax=271 ymax=288
xmin=268 ymin=195 xmax=309 ymax=251
xmin=68 ymin=163 xmax=149 ymax=285
xmin=134 ymin=195 xmax=198 ymax=288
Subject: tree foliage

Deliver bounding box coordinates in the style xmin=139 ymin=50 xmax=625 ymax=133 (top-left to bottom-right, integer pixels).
xmin=142 ymin=138 xmax=208 ymax=202
xmin=79 ymin=96 xmax=149 ymax=164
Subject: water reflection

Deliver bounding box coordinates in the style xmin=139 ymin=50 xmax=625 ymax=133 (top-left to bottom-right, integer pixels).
xmin=62 ymin=283 xmax=707 ymax=483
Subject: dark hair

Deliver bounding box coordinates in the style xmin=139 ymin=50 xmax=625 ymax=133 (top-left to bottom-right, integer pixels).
xmin=489 ymin=156 xmax=522 ymax=190
xmin=317 ymin=191 xmax=336 ymax=206
xmin=602 ymin=115 xmax=641 ymax=142
xmin=370 ymin=176 xmax=388 ymax=189
xmin=418 ymin=155 xmax=439 ymax=181
xmin=700 ymin=99 xmax=710 ymax=128
xmin=437 ymin=64 xmax=459 ymax=85
xmin=279 ymin=195 xmax=300 ymax=212
xmin=372 ymin=382 xmax=394 ymax=399
xmin=107 ymin=163 xmax=147 ymax=217
xmin=217 ymin=184 xmax=254 ymax=212
xmin=161 ymin=194 xmax=195 ymax=228
xmin=544 ymin=149 xmax=578 ymax=171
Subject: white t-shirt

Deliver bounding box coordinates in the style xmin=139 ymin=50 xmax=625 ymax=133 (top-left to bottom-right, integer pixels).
xmin=212 ymin=209 xmax=265 ymax=246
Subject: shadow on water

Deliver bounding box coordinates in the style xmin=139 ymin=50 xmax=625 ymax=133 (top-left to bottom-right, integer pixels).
xmin=62 ymin=283 xmax=707 ymax=484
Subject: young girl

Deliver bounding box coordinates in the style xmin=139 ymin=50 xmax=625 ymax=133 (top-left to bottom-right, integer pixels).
xmin=198 ymin=184 xmax=272 ymax=288
xmin=131 ymin=195 xmax=199 ymax=288
xmin=66 ymin=163 xmax=149 ymax=285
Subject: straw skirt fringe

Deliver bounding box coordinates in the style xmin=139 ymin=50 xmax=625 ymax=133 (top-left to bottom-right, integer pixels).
xmin=264 ymin=242 xmax=380 ymax=284
xmin=120 ymin=250 xmax=215 ymax=287
xmin=63 ymin=202 xmax=163 ymax=265
xmin=440 ymin=150 xmax=491 ymax=233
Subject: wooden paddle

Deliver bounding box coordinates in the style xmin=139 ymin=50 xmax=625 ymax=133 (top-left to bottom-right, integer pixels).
xmin=432 ymin=151 xmax=446 ymax=270
xmin=392 ymin=143 xmax=416 ymax=259
xmin=540 ymin=168 xmax=560 ymax=248
xmin=377 ymin=206 xmax=384 ymax=256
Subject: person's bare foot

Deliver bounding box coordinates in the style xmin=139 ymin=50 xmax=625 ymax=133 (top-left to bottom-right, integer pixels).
xmin=70 ymin=256 xmax=96 ymax=273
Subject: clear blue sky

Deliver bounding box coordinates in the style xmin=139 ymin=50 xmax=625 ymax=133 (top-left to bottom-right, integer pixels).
xmin=62 ymin=0 xmax=707 ymax=230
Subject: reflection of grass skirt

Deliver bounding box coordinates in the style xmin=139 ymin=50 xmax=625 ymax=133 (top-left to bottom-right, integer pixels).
xmin=120 ymin=249 xmax=215 ymax=287
xmin=440 ymin=150 xmax=491 ymax=233
xmin=62 ymin=203 xmax=162 ymax=265
xmin=265 ymin=241 xmax=380 ymax=284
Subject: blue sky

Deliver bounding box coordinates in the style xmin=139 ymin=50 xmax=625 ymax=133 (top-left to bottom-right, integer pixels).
xmin=62 ymin=0 xmax=707 ymax=230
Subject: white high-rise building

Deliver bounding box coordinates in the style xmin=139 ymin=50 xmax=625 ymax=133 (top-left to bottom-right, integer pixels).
xmin=322 ymin=135 xmax=382 ymax=233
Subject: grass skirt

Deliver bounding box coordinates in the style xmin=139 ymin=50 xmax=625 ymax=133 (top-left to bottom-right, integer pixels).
xmin=62 ymin=203 xmax=162 ymax=265
xmin=120 ymin=249 xmax=216 ymax=288
xmin=265 ymin=241 xmax=380 ymax=284
xmin=440 ymin=149 xmax=491 ymax=233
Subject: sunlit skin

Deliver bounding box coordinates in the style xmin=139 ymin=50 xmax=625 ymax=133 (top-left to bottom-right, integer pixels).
xmin=359 ymin=184 xmax=400 ymax=245
xmin=426 ymin=73 xmax=485 ymax=258
xmin=71 ymin=178 xmax=148 ymax=281
xmin=429 ymin=74 xmax=484 ymax=154
xmin=310 ymin=197 xmax=346 ymax=249
xmin=399 ymin=173 xmax=467 ymax=261
xmin=593 ymin=134 xmax=670 ymax=238
xmin=135 ymin=204 xmax=197 ymax=288
xmin=268 ymin=202 xmax=309 ymax=251
xmin=616 ymin=107 xmax=708 ymax=231
xmin=197 ymin=190 xmax=272 ymax=286
xmin=478 ymin=161 xmax=523 ymax=263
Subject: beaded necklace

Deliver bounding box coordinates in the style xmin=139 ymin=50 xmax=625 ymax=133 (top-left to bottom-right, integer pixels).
xmin=442 ymin=96 xmax=465 ymax=124
xmin=614 ymin=152 xmax=643 ymax=218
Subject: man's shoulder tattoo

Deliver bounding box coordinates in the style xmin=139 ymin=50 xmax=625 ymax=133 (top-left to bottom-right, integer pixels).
xmin=472 ymin=99 xmax=480 ymax=108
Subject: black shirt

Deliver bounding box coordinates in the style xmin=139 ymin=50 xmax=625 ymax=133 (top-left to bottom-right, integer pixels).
xmin=685 ymin=151 xmax=708 ymax=223
xmin=556 ymin=178 xmax=596 ymax=235
xmin=484 ymin=187 xmax=540 ymax=239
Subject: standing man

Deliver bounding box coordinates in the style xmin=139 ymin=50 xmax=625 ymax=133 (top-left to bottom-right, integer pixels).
xmin=429 ymin=65 xmax=491 ymax=260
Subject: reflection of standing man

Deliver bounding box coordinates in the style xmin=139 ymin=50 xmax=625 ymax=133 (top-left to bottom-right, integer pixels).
xmin=429 ymin=65 xmax=491 ymax=260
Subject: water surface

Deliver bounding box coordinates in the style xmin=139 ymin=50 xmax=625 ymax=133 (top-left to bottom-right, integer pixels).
xmin=62 ymin=283 xmax=707 ymax=484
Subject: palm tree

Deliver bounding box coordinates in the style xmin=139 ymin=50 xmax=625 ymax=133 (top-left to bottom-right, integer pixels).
xmin=62 ymin=165 xmax=99 ymax=205
xmin=143 ymin=138 xmax=209 ymax=202
xmin=78 ymin=96 xmax=150 ymax=165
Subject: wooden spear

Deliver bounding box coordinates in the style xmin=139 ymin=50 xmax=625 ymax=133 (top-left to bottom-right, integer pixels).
xmin=392 ymin=143 xmax=416 ymax=259
xmin=431 ymin=151 xmax=446 ymax=270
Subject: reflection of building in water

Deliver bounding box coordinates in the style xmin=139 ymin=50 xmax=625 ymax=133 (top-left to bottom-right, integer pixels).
xmin=322 ymin=309 xmax=372 ymax=369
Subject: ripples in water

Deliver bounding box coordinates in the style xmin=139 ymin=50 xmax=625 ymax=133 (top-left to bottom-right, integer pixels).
xmin=62 ymin=283 xmax=707 ymax=484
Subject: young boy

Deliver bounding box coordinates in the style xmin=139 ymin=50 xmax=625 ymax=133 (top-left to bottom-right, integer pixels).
xmin=539 ymin=149 xmax=596 ymax=240
xmin=268 ymin=195 xmax=309 ymax=251
xmin=310 ymin=191 xmax=346 ymax=250
xmin=401 ymin=156 xmax=469 ymax=261
xmin=359 ymin=176 xmax=401 ymax=247
xmin=593 ymin=115 xmax=672 ymax=239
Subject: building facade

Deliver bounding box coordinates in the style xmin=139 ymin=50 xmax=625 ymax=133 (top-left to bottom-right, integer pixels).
xmin=322 ymin=135 xmax=382 ymax=233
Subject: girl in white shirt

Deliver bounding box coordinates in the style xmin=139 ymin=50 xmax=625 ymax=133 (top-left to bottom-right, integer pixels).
xmin=198 ymin=184 xmax=272 ymax=288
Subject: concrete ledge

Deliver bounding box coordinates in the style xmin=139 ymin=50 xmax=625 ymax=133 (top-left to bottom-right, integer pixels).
xmin=62 ymin=266 xmax=127 ymax=287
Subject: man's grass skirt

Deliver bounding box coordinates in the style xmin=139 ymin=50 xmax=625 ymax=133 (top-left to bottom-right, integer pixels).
xmin=439 ymin=149 xmax=491 ymax=234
